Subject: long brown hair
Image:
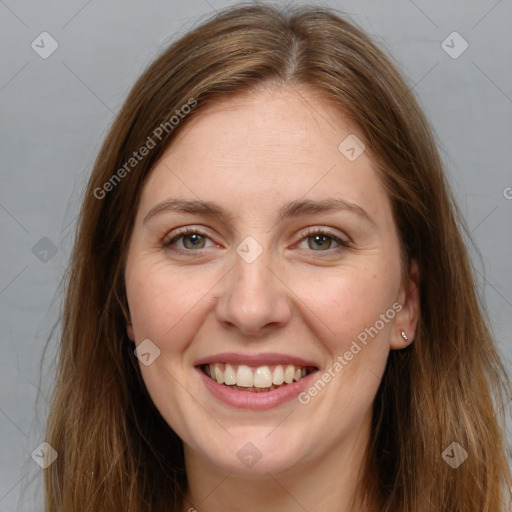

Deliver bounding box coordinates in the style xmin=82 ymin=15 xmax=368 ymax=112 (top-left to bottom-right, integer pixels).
xmin=44 ymin=4 xmax=512 ymax=511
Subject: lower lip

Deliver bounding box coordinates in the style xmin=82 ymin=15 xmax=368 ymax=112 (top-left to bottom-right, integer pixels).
xmin=196 ymin=367 xmax=318 ymax=410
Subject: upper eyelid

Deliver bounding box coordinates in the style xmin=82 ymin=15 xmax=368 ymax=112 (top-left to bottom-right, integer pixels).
xmin=164 ymin=226 xmax=214 ymax=243
xmin=298 ymin=226 xmax=350 ymax=243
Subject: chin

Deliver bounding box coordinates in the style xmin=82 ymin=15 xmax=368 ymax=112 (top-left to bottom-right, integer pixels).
xmin=189 ymin=430 xmax=308 ymax=476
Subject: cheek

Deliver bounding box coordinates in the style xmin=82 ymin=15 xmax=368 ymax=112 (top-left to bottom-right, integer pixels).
xmin=124 ymin=262 xmax=215 ymax=430
xmin=295 ymin=261 xmax=400 ymax=344
xmin=292 ymin=268 xmax=398 ymax=419
xmin=125 ymin=261 xmax=214 ymax=347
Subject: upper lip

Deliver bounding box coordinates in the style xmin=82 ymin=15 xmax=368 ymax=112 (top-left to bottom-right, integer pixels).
xmin=194 ymin=352 xmax=319 ymax=368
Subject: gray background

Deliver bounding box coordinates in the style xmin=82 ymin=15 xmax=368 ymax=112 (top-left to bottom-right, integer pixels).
xmin=1 ymin=0 xmax=511 ymax=509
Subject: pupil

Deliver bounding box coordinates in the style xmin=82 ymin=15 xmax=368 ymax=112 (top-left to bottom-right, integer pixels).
xmin=185 ymin=233 xmax=204 ymax=249
xmin=310 ymin=234 xmax=331 ymax=250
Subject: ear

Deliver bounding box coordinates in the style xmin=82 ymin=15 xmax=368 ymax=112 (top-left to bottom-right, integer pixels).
xmin=127 ymin=323 xmax=135 ymax=342
xmin=390 ymin=258 xmax=420 ymax=350
xmin=122 ymin=298 xmax=135 ymax=342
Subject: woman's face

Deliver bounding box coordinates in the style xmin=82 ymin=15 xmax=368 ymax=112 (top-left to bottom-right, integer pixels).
xmin=124 ymin=86 xmax=418 ymax=476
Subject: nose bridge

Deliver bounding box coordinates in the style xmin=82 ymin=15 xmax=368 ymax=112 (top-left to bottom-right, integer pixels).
xmin=215 ymin=238 xmax=291 ymax=335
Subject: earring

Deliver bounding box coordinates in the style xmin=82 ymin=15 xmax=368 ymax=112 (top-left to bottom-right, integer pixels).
xmin=401 ymin=330 xmax=408 ymax=342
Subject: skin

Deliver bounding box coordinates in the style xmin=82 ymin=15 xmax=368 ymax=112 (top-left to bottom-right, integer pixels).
xmin=124 ymin=85 xmax=420 ymax=512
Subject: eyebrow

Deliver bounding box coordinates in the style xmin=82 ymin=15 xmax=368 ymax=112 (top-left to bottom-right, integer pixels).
xmin=143 ymin=197 xmax=376 ymax=227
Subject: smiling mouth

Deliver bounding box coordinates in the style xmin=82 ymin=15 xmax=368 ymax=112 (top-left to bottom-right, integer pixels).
xmin=201 ymin=363 xmax=317 ymax=392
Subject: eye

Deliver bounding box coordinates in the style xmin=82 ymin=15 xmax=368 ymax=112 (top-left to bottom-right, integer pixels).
xmin=162 ymin=227 xmax=215 ymax=252
xmin=162 ymin=226 xmax=350 ymax=256
xmin=296 ymin=227 xmax=350 ymax=253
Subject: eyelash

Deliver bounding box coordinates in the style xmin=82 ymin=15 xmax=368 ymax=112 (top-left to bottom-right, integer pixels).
xmin=162 ymin=226 xmax=351 ymax=256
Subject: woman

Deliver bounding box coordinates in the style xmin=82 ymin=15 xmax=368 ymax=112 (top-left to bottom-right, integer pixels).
xmin=44 ymin=4 xmax=512 ymax=511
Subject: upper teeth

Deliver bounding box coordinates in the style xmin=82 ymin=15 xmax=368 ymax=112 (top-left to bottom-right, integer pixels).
xmin=205 ymin=363 xmax=308 ymax=388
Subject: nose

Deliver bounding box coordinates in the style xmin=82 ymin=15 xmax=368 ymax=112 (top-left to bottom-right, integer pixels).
xmin=214 ymin=248 xmax=292 ymax=337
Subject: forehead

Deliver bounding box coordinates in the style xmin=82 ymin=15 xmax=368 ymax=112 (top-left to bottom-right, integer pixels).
xmin=137 ymin=86 xmax=390 ymax=224
xmin=166 ymin=86 xmax=357 ymax=163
